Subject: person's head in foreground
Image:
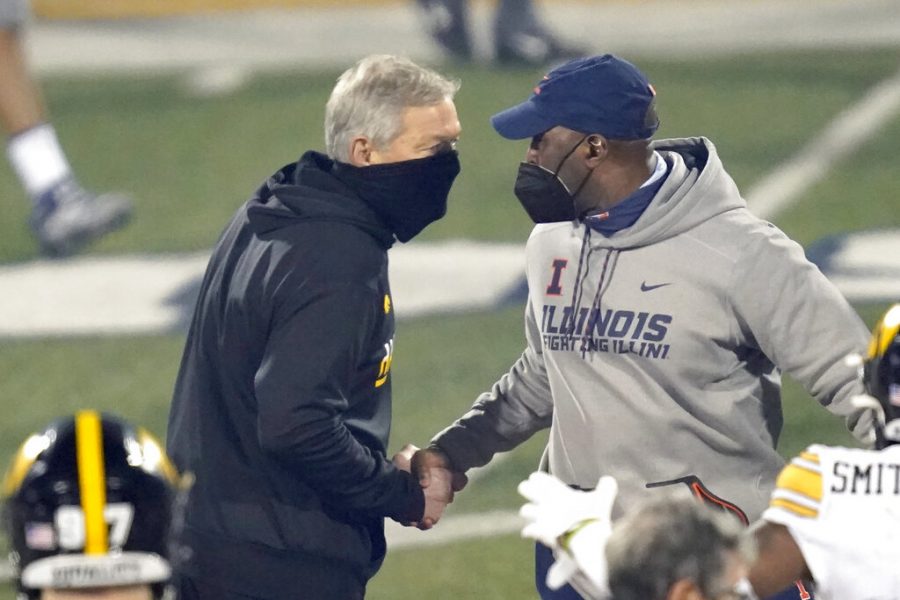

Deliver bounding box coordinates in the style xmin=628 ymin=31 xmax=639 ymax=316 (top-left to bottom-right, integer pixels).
xmin=2 ymin=411 xmax=180 ymax=600
xmin=606 ymin=494 xmax=756 ymax=600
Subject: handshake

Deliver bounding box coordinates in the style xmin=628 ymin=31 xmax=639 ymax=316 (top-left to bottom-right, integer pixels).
xmin=392 ymin=443 xmax=468 ymax=530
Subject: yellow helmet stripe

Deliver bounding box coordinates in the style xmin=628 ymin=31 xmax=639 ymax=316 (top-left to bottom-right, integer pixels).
xmin=76 ymin=410 xmax=108 ymax=555
xmin=2 ymin=434 xmax=49 ymax=498
xmin=1 ymin=446 xmax=32 ymax=498
xmin=868 ymin=304 xmax=900 ymax=359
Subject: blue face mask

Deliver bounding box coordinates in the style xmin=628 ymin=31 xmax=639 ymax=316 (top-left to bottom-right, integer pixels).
xmin=337 ymin=150 xmax=461 ymax=242
xmin=513 ymin=137 xmax=593 ymax=224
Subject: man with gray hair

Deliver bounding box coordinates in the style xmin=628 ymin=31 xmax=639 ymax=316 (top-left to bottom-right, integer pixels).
xmin=606 ymin=495 xmax=755 ymax=600
xmin=166 ymin=54 xmax=462 ymax=600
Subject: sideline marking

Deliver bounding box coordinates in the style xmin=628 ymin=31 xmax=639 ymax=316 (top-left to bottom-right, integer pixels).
xmin=385 ymin=509 xmax=523 ymax=549
xmin=0 ymin=512 xmax=524 ymax=576
xmin=807 ymin=228 xmax=900 ymax=303
xmin=747 ymin=64 xmax=900 ymax=220
xmin=0 ymin=242 xmax=525 ymax=338
xmin=33 ymin=0 xmax=404 ymax=20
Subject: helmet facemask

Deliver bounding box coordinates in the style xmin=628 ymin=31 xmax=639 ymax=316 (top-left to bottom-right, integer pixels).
xmin=852 ymin=304 xmax=900 ymax=450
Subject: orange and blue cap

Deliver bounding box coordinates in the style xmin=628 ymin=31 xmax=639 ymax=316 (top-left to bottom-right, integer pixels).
xmin=491 ymin=54 xmax=659 ymax=141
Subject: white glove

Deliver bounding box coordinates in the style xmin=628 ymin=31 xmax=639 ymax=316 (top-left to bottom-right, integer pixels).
xmin=546 ymin=550 xmax=581 ymax=590
xmin=518 ymin=472 xmax=618 ymax=547
xmin=518 ymin=472 xmax=618 ymax=597
xmin=564 ymin=520 xmax=612 ymax=598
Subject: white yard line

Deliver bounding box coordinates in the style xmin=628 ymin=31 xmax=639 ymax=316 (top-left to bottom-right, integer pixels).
xmin=0 ymin=242 xmax=526 ymax=338
xmin=747 ymin=64 xmax=900 ymax=220
xmin=0 ymin=514 xmax=525 ymax=578
xmin=385 ymin=509 xmax=523 ymax=549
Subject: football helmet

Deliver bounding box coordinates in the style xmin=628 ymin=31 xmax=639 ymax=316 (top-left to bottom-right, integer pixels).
xmin=862 ymin=303 xmax=900 ymax=449
xmin=1 ymin=411 xmax=180 ymax=599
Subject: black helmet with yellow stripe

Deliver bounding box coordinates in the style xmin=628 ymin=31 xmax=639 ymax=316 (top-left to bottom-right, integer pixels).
xmin=862 ymin=303 xmax=900 ymax=449
xmin=1 ymin=411 xmax=180 ymax=599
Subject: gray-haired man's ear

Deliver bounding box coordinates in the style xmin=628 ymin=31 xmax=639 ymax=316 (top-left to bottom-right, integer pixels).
xmin=348 ymin=137 xmax=373 ymax=166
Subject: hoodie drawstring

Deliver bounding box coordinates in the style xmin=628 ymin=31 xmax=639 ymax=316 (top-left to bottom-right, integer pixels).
xmin=567 ymin=227 xmax=593 ymax=334
xmin=580 ymin=247 xmax=619 ymax=358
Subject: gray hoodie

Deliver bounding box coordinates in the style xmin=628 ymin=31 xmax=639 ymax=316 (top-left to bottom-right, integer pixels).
xmin=432 ymin=137 xmax=872 ymax=522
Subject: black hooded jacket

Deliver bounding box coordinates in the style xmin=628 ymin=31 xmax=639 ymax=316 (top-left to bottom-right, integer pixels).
xmin=166 ymin=151 xmax=425 ymax=597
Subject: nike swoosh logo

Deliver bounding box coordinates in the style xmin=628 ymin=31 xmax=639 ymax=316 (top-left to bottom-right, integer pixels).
xmin=641 ymin=281 xmax=671 ymax=292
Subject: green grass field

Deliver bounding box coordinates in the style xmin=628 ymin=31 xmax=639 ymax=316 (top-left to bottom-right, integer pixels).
xmin=0 ymin=47 xmax=897 ymax=599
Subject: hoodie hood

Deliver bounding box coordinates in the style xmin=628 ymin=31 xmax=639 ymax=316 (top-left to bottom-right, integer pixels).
xmin=589 ymin=136 xmax=745 ymax=250
xmin=246 ymin=151 xmax=395 ymax=248
xmin=555 ymin=137 xmax=748 ymax=354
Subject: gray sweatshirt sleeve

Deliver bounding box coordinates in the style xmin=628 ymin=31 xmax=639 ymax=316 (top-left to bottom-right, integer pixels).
xmin=430 ymin=298 xmax=554 ymax=471
xmin=729 ymin=224 xmax=874 ymax=444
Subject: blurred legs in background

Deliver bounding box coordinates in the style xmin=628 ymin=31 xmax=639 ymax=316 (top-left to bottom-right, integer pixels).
xmin=0 ymin=0 xmax=132 ymax=257
xmin=416 ymin=0 xmax=585 ymax=65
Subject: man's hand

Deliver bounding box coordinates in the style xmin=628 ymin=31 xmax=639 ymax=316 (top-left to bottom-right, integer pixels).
xmin=412 ymin=445 xmax=468 ymax=493
xmin=392 ymin=443 xmax=419 ymax=473
xmin=419 ymin=465 xmax=453 ymax=530
xmin=393 ymin=443 xmax=465 ymax=529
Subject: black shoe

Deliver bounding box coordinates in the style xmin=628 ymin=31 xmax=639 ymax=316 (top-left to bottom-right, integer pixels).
xmin=416 ymin=0 xmax=473 ymax=61
xmin=495 ymin=29 xmax=586 ymax=66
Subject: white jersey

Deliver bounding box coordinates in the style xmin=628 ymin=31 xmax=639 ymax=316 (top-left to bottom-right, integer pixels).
xmin=763 ymin=444 xmax=900 ymax=600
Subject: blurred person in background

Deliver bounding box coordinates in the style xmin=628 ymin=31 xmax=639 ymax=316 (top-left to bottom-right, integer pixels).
xmin=1 ymin=410 xmax=179 ymax=600
xmin=166 ymin=54 xmax=462 ymax=600
xmin=417 ymin=0 xmax=584 ymax=65
xmin=1 ymin=0 xmax=132 ymax=256
xmin=407 ymin=53 xmax=871 ymax=600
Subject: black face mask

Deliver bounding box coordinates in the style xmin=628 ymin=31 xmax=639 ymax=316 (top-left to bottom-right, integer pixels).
xmin=514 ymin=137 xmax=593 ymax=224
xmin=339 ymin=151 xmax=461 ymax=242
